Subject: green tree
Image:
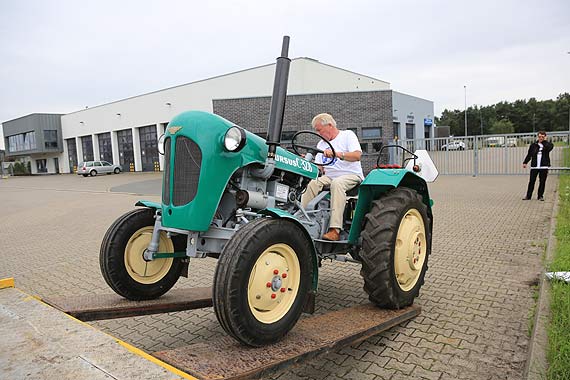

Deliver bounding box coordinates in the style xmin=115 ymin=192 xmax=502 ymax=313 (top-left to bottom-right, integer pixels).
xmin=490 ymin=119 xmax=515 ymax=134
xmin=437 ymin=92 xmax=570 ymax=135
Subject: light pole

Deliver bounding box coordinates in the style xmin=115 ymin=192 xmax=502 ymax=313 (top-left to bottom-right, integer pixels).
xmin=479 ymin=106 xmax=483 ymax=135
xmin=464 ymin=85 xmax=468 ymax=136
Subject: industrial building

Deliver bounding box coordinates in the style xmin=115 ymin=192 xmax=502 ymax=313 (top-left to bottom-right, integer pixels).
xmin=2 ymin=58 xmax=434 ymax=174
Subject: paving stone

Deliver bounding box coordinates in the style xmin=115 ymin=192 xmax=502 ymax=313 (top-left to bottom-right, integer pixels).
xmin=367 ymin=363 xmax=397 ymax=379
xmin=411 ymin=365 xmax=443 ymax=380
xmin=384 ymin=358 xmax=416 ymax=375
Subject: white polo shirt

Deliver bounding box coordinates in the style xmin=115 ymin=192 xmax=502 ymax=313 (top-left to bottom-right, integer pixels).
xmin=315 ymin=130 xmax=364 ymax=179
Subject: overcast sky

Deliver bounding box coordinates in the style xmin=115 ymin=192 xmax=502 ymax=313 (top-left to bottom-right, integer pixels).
xmin=1 ymin=0 xmax=569 ymax=149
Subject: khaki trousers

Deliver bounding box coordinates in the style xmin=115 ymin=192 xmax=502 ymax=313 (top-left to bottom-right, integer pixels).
xmin=300 ymin=174 xmax=362 ymax=229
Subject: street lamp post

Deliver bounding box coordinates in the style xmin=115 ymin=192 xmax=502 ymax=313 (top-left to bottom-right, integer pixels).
xmin=464 ymin=85 xmax=468 ymax=136
xmin=479 ymin=106 xmax=483 ymax=135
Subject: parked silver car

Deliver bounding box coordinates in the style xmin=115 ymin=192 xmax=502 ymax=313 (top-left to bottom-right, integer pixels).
xmin=77 ymin=161 xmax=122 ymax=177
xmin=441 ymin=141 xmax=466 ymax=151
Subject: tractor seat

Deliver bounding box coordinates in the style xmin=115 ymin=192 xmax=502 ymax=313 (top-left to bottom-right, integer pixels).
xmin=346 ymin=184 xmax=360 ymax=197
xmin=322 ymin=183 xmax=360 ymax=197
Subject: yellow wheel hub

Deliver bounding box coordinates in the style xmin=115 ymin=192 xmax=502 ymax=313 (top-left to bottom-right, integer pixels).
xmin=247 ymin=243 xmax=301 ymax=324
xmin=394 ymin=209 xmax=426 ymax=292
xmin=124 ymin=227 xmax=174 ymax=284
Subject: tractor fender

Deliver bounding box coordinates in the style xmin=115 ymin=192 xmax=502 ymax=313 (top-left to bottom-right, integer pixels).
xmin=259 ymin=208 xmax=319 ymax=292
xmin=135 ymin=200 xmax=161 ymax=210
xmin=348 ymin=170 xmax=433 ymax=244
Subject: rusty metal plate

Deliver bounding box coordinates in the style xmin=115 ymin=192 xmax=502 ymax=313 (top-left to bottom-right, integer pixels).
xmin=42 ymin=287 xmax=212 ymax=321
xmin=154 ymin=304 xmax=420 ymax=380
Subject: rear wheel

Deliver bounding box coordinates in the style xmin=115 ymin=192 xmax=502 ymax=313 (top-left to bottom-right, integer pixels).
xmin=213 ymin=218 xmax=313 ymax=346
xmin=360 ymin=187 xmax=431 ymax=308
xmin=90 ymin=170 xmax=97 ymax=176
xmin=100 ymin=208 xmax=183 ymax=300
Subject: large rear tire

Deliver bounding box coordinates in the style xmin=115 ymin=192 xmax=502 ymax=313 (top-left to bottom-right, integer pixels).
xmin=360 ymin=187 xmax=431 ymax=308
xmin=213 ymin=218 xmax=313 ymax=347
xmin=100 ymin=208 xmax=183 ymax=300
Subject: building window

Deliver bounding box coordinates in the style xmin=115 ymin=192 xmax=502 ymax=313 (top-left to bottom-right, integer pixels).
xmin=36 ymin=159 xmax=47 ymax=173
xmin=372 ymin=142 xmax=383 ymax=152
xmin=360 ymin=143 xmax=368 ymax=153
xmin=281 ymin=131 xmax=297 ymax=145
xmin=393 ymin=122 xmax=400 ymax=139
xmin=81 ymin=135 xmax=94 ymax=161
xmin=139 ymin=126 xmax=158 ymax=172
xmin=98 ymin=133 xmax=113 ymax=163
xmin=117 ymin=129 xmax=134 ymax=172
xmin=8 ymin=131 xmax=36 ymax=152
xmin=405 ymin=123 xmax=415 ymax=139
xmin=44 ymin=130 xmax=58 ymax=149
xmin=362 ymin=128 xmax=381 ymax=140
xmin=67 ymin=139 xmax=77 ymax=173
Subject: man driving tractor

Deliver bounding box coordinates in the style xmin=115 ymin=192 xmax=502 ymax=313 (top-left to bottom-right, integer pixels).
xmin=301 ymin=113 xmax=364 ymax=241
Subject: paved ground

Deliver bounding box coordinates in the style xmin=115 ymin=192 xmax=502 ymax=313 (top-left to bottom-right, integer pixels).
xmin=0 ymin=172 xmax=557 ymax=380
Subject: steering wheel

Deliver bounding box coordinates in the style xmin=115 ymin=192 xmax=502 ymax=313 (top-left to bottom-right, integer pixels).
xmin=291 ymin=131 xmax=337 ymax=166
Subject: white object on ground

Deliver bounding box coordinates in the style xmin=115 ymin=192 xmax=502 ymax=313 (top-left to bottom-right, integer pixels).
xmin=545 ymin=272 xmax=570 ymax=283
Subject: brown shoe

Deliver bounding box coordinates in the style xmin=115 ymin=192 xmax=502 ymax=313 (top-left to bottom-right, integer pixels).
xmin=322 ymin=228 xmax=340 ymax=241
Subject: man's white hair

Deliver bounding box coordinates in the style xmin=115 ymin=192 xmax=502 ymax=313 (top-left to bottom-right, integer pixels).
xmin=312 ymin=113 xmax=337 ymax=129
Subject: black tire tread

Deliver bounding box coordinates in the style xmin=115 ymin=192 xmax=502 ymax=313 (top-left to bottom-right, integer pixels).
xmin=99 ymin=208 xmax=183 ymax=300
xmin=360 ymin=187 xmax=431 ymax=309
xmin=213 ymin=218 xmax=312 ymax=346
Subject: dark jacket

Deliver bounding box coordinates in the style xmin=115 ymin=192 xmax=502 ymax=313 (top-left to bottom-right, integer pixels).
xmin=523 ymin=140 xmax=554 ymax=167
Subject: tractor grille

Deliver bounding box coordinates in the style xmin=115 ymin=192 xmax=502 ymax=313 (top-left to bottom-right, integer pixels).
xmin=162 ymin=137 xmax=171 ymax=205
xmin=172 ymin=136 xmax=202 ymax=206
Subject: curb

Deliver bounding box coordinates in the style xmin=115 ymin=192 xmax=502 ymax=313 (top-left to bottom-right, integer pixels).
xmin=524 ymin=184 xmax=559 ymax=379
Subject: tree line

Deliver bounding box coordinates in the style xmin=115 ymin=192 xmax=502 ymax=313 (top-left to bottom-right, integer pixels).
xmin=436 ymin=93 xmax=570 ymax=136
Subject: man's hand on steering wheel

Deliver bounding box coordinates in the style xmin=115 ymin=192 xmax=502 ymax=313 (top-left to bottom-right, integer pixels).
xmin=291 ymin=131 xmax=336 ymax=167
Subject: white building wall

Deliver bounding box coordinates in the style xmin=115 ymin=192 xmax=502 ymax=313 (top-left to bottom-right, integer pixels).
xmin=392 ymin=91 xmax=435 ymax=141
xmin=59 ymin=58 xmax=391 ymax=173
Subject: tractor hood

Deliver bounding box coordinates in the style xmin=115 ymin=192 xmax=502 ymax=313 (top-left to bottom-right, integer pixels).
xmin=160 ymin=110 xmax=318 ymax=231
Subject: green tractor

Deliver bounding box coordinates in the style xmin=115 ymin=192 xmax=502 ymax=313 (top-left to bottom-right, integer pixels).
xmin=100 ymin=36 xmax=438 ymax=347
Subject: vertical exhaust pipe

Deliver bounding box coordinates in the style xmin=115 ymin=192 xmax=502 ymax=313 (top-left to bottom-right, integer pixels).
xmin=266 ymin=36 xmax=291 ymax=157
xmin=253 ymin=36 xmax=291 ymax=179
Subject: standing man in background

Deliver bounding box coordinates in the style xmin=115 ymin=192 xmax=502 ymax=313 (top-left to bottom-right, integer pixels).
xmin=301 ymin=113 xmax=363 ymax=241
xmin=523 ymin=131 xmax=553 ymax=201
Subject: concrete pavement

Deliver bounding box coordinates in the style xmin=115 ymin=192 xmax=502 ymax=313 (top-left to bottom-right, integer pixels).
xmin=0 ymin=173 xmax=556 ymax=379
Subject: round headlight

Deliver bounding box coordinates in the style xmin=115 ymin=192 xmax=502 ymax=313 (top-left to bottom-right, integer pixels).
xmin=223 ymin=126 xmax=246 ymax=152
xmin=158 ymin=133 xmax=166 ymax=155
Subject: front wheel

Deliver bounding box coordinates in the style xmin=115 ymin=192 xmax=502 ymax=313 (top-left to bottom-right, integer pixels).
xmin=114 ymin=168 xmax=121 ymax=174
xmin=360 ymin=187 xmax=432 ymax=308
xmin=99 ymin=208 xmax=184 ymax=300
xmin=213 ymin=218 xmax=313 ymax=346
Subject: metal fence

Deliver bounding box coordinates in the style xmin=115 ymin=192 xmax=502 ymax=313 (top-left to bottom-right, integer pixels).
xmin=378 ymin=132 xmax=570 ymax=176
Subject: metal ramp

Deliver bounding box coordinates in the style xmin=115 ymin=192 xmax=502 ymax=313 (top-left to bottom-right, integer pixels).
xmin=31 ymin=283 xmax=420 ymax=380
xmin=154 ymin=304 xmax=420 ymax=380
xmin=43 ymin=287 xmax=212 ymax=321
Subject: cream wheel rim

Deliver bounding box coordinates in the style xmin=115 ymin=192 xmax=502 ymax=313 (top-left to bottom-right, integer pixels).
xmin=394 ymin=209 xmax=426 ymax=292
xmin=247 ymin=243 xmax=301 ymax=324
xmin=124 ymin=226 xmax=174 ymax=284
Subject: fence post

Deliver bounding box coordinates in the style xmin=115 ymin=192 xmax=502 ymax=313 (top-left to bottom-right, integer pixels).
xmin=473 ymin=136 xmax=479 ymax=177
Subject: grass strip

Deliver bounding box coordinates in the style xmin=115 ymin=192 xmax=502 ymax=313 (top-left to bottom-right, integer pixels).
xmin=547 ymin=147 xmax=570 ymax=379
